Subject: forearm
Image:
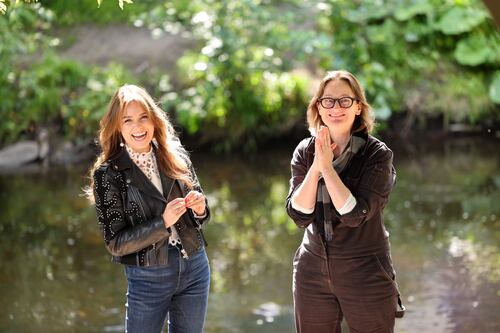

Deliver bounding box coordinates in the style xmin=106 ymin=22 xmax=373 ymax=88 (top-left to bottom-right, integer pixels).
xmin=106 ymin=216 xmax=170 ymax=256
xmin=322 ymin=166 xmax=352 ymax=211
xmin=292 ymin=167 xmax=321 ymax=211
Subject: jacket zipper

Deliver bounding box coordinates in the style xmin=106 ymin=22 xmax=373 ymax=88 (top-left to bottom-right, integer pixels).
xmin=167 ymin=180 xmax=189 ymax=259
xmin=128 ymin=183 xmax=156 ymax=264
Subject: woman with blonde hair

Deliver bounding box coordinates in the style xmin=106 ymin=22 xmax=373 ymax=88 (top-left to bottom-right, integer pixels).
xmin=286 ymin=70 xmax=404 ymax=333
xmin=87 ymin=84 xmax=210 ymax=333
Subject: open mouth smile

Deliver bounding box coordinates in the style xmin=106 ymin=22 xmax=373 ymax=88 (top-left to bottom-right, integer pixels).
xmin=131 ymin=132 xmax=147 ymax=141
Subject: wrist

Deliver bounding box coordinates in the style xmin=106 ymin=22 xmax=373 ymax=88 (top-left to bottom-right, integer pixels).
xmin=321 ymin=165 xmax=335 ymax=177
xmin=309 ymin=165 xmax=321 ymax=179
xmin=193 ymin=207 xmax=206 ymax=216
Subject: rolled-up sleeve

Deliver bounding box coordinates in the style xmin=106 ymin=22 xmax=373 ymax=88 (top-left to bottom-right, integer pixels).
xmin=286 ymin=138 xmax=316 ymax=228
xmin=337 ymin=147 xmax=395 ymax=228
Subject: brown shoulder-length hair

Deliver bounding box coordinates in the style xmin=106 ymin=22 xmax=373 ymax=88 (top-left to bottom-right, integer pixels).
xmin=306 ymin=70 xmax=374 ymax=135
xmin=85 ymin=84 xmax=193 ymax=203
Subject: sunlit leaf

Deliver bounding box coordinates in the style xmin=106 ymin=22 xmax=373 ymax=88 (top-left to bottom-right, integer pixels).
xmin=0 ymin=0 xmax=7 ymax=15
xmin=96 ymin=0 xmax=102 ymax=8
xmin=118 ymin=0 xmax=133 ymax=11
xmin=438 ymin=7 xmax=488 ymax=35
xmin=454 ymin=34 xmax=500 ymax=66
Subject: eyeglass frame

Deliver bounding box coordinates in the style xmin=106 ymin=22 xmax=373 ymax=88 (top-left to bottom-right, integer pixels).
xmin=317 ymin=96 xmax=359 ymax=109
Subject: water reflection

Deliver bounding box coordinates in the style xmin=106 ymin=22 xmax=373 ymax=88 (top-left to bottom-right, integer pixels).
xmin=0 ymin=137 xmax=498 ymax=332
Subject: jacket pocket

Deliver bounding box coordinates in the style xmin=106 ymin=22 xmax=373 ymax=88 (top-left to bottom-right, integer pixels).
xmin=373 ymin=253 xmax=396 ymax=284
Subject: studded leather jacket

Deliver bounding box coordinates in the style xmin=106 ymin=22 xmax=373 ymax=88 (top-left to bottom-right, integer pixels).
xmin=93 ymin=149 xmax=210 ymax=266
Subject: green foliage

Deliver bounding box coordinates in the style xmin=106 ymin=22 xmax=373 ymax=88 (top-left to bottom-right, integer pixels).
xmin=0 ymin=0 xmax=136 ymax=17
xmin=437 ymin=6 xmax=488 ymax=35
xmin=0 ymin=3 xmax=136 ymax=144
xmin=454 ymin=32 xmax=500 ymax=66
xmin=39 ymin=0 xmax=147 ymax=25
xmin=1 ymin=0 xmax=499 ymax=150
xmin=66 ymin=62 xmax=136 ymax=139
xmin=317 ymin=0 xmax=499 ymax=124
xmin=139 ymin=0 xmax=312 ymax=151
xmin=4 ymin=54 xmax=134 ymax=143
xmin=0 ymin=3 xmax=54 ymax=142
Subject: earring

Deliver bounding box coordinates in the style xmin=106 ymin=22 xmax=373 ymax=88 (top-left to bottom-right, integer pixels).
xmin=120 ymin=141 xmax=124 ymax=147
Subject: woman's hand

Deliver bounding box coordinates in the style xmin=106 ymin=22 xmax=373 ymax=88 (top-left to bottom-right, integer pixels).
xmin=184 ymin=190 xmax=206 ymax=216
xmin=162 ymin=198 xmax=187 ymax=228
xmin=312 ymin=126 xmax=337 ymax=174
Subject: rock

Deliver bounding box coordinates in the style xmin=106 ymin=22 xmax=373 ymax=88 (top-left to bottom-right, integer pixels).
xmin=0 ymin=141 xmax=39 ymax=168
xmin=50 ymin=141 xmax=97 ymax=165
xmin=37 ymin=128 xmax=50 ymax=160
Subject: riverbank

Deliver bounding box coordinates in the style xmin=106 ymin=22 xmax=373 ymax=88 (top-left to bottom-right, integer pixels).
xmin=0 ymin=127 xmax=498 ymax=173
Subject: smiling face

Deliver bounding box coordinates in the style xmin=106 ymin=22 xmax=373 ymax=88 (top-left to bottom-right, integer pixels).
xmin=317 ymin=79 xmax=361 ymax=136
xmin=120 ymin=101 xmax=155 ymax=153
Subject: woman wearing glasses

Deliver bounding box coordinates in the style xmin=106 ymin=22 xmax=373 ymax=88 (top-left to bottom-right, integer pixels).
xmin=286 ymin=70 xmax=404 ymax=333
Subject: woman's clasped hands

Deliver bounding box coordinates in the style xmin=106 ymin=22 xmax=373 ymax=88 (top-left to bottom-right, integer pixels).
xmin=163 ymin=191 xmax=206 ymax=228
xmin=313 ymin=126 xmax=337 ymax=175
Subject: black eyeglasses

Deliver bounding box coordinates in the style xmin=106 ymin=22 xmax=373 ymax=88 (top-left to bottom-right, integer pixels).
xmin=317 ymin=96 xmax=358 ymax=109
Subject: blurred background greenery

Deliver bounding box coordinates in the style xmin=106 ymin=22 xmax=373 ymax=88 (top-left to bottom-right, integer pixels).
xmin=0 ymin=0 xmax=498 ymax=151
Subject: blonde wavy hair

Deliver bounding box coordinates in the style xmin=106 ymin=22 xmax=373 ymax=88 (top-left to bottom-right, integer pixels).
xmin=86 ymin=84 xmax=193 ymax=203
xmin=307 ymin=70 xmax=374 ymax=135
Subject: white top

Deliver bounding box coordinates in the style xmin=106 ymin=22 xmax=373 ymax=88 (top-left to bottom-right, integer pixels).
xmin=291 ymin=192 xmax=357 ymax=215
xmin=126 ymin=145 xmax=182 ymax=246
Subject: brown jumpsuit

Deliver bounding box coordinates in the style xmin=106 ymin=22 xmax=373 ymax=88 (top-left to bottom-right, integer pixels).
xmin=286 ymin=134 xmax=403 ymax=333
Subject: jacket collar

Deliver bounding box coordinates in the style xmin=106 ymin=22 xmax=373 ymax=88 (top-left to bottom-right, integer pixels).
xmin=109 ymin=148 xmax=174 ymax=203
xmin=352 ymin=131 xmax=369 ymax=156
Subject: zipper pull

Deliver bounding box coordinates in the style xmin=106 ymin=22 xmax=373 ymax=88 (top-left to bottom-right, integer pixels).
xmin=181 ymin=249 xmax=189 ymax=259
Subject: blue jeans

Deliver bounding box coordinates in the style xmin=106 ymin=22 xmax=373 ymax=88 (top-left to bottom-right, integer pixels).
xmin=124 ymin=246 xmax=210 ymax=333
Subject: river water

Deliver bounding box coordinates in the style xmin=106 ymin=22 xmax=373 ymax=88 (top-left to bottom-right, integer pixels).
xmin=0 ymin=136 xmax=498 ymax=332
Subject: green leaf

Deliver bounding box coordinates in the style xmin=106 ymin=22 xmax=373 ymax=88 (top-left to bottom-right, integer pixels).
xmin=118 ymin=0 xmax=133 ymax=11
xmin=489 ymin=71 xmax=500 ymax=104
xmin=96 ymin=0 xmax=102 ymax=9
xmin=454 ymin=34 xmax=500 ymax=66
xmin=0 ymin=1 xmax=6 ymax=15
xmin=438 ymin=7 xmax=488 ymax=35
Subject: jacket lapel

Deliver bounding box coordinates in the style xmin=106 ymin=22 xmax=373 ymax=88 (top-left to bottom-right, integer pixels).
xmin=129 ymin=164 xmax=167 ymax=203
xmin=160 ymin=172 xmax=175 ymax=202
xmin=111 ymin=148 xmax=166 ymax=203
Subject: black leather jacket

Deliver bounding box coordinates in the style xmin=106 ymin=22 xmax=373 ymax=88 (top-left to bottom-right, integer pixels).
xmin=93 ymin=148 xmax=210 ymax=266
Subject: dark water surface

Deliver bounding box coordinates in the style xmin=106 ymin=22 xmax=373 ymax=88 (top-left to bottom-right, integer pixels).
xmin=0 ymin=137 xmax=498 ymax=333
